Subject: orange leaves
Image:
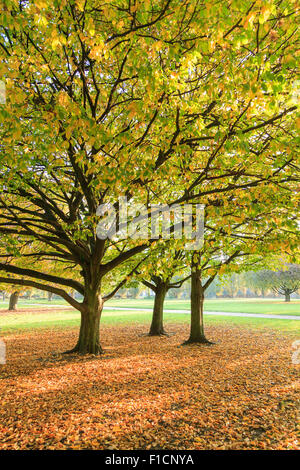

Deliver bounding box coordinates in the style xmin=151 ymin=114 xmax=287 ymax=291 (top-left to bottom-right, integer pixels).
xmin=0 ymin=324 xmax=299 ymax=450
xmin=90 ymin=43 xmax=106 ymax=61
xmin=243 ymin=12 xmax=256 ymax=29
xmin=127 ymin=102 xmax=139 ymax=119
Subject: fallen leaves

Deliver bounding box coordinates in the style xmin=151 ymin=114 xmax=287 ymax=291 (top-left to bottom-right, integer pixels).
xmin=0 ymin=324 xmax=299 ymax=450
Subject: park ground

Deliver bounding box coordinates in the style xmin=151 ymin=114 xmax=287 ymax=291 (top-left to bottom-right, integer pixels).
xmin=0 ymin=299 xmax=299 ymax=450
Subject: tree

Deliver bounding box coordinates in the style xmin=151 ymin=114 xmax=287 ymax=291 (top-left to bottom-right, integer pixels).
xmin=138 ymin=247 xmax=189 ymax=335
xmin=0 ymin=280 xmax=24 ymax=310
xmin=0 ymin=1 xmax=299 ymax=354
xmin=215 ymin=273 xmax=242 ymax=298
xmin=183 ymin=185 xmax=299 ymax=344
xmin=250 ymin=265 xmax=300 ymax=302
xmin=8 ymin=290 xmax=19 ymax=311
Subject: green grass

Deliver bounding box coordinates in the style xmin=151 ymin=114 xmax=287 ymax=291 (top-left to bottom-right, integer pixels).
xmin=0 ymin=298 xmax=67 ymax=307
xmin=0 ymin=307 xmax=299 ymax=336
xmin=107 ymin=298 xmax=300 ymax=315
xmin=0 ymin=297 xmax=299 ymax=315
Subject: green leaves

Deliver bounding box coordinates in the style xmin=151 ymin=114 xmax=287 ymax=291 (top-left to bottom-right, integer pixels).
xmin=0 ymin=0 xmax=298 ymax=324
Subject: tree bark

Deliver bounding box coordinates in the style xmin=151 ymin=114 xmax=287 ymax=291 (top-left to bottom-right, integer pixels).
xmin=9 ymin=291 xmax=19 ymax=311
xmin=284 ymin=291 xmax=291 ymax=302
xmin=66 ymin=288 xmax=103 ymax=354
xmin=149 ymin=282 xmax=167 ymax=336
xmin=47 ymin=291 xmax=53 ymax=301
xmin=184 ymin=258 xmax=211 ymax=344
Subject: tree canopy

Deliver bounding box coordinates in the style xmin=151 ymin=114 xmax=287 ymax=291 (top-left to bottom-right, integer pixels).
xmin=0 ymin=0 xmax=299 ymax=352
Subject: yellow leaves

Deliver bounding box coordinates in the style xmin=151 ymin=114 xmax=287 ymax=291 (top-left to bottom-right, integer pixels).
xmin=65 ymin=126 xmax=74 ymax=140
xmin=259 ymin=5 xmax=272 ymax=24
xmin=243 ymin=12 xmax=256 ymax=28
xmin=130 ymin=3 xmax=138 ymax=14
xmin=218 ymin=265 xmax=227 ymax=275
xmin=86 ymin=18 xmax=95 ymax=37
xmin=101 ymin=5 xmax=110 ymax=18
xmin=34 ymin=14 xmax=48 ymax=28
xmin=205 ymin=268 xmax=216 ymax=276
xmin=12 ymin=127 xmax=22 ymax=140
xmin=51 ymin=37 xmax=61 ymax=50
xmin=51 ymin=37 xmax=60 ymax=50
xmin=57 ymin=92 xmax=69 ymax=107
xmin=54 ymin=158 xmax=65 ymax=166
xmin=90 ymin=42 xmax=107 ymax=61
xmin=35 ymin=0 xmax=48 ymax=8
xmin=51 ymin=32 xmax=67 ymax=50
xmin=128 ymin=102 xmax=138 ymax=119
xmin=153 ymin=40 xmax=163 ymax=52
xmin=208 ymin=39 xmax=215 ymax=52
xmin=76 ymin=0 xmax=86 ymax=12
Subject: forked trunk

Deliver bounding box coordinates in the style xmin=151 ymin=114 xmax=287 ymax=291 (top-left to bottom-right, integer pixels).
xmin=149 ymin=283 xmax=167 ymax=336
xmin=67 ymin=289 xmax=103 ymax=354
xmin=9 ymin=291 xmax=19 ymax=311
xmin=185 ymin=261 xmax=211 ymax=344
xmin=284 ymin=291 xmax=291 ymax=302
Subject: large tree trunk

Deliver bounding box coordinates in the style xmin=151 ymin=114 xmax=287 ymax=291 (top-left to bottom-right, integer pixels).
xmin=9 ymin=291 xmax=19 ymax=311
xmin=284 ymin=291 xmax=291 ymax=302
xmin=185 ymin=259 xmax=211 ymax=344
xmin=66 ymin=288 xmax=103 ymax=355
xmin=149 ymin=282 xmax=167 ymax=336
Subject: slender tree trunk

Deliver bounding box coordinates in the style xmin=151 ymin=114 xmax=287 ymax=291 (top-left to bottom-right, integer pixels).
xmin=9 ymin=291 xmax=19 ymax=311
xmin=184 ymin=258 xmax=211 ymax=344
xmin=66 ymin=287 xmax=103 ymax=354
xmin=284 ymin=291 xmax=291 ymax=302
xmin=149 ymin=283 xmax=167 ymax=336
xmin=47 ymin=291 xmax=53 ymax=301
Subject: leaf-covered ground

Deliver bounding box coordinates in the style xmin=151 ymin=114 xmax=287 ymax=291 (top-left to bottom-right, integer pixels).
xmin=0 ymin=324 xmax=299 ymax=450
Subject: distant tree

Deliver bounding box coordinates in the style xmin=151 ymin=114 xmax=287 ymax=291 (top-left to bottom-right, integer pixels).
xmin=250 ymin=265 xmax=300 ymax=302
xmin=8 ymin=290 xmax=20 ymax=311
xmin=183 ymin=194 xmax=299 ymax=345
xmin=216 ymin=273 xmax=241 ymax=298
xmin=0 ymin=281 xmax=23 ymax=310
xmin=136 ymin=247 xmax=190 ymax=336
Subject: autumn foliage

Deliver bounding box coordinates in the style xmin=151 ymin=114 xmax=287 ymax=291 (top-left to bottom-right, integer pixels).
xmin=0 ymin=324 xmax=299 ymax=450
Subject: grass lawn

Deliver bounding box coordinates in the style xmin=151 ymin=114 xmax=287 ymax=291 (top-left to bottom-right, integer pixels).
xmin=106 ymin=298 xmax=300 ymax=316
xmin=0 ymin=297 xmax=299 ymax=316
xmin=0 ymin=307 xmax=299 ymax=335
